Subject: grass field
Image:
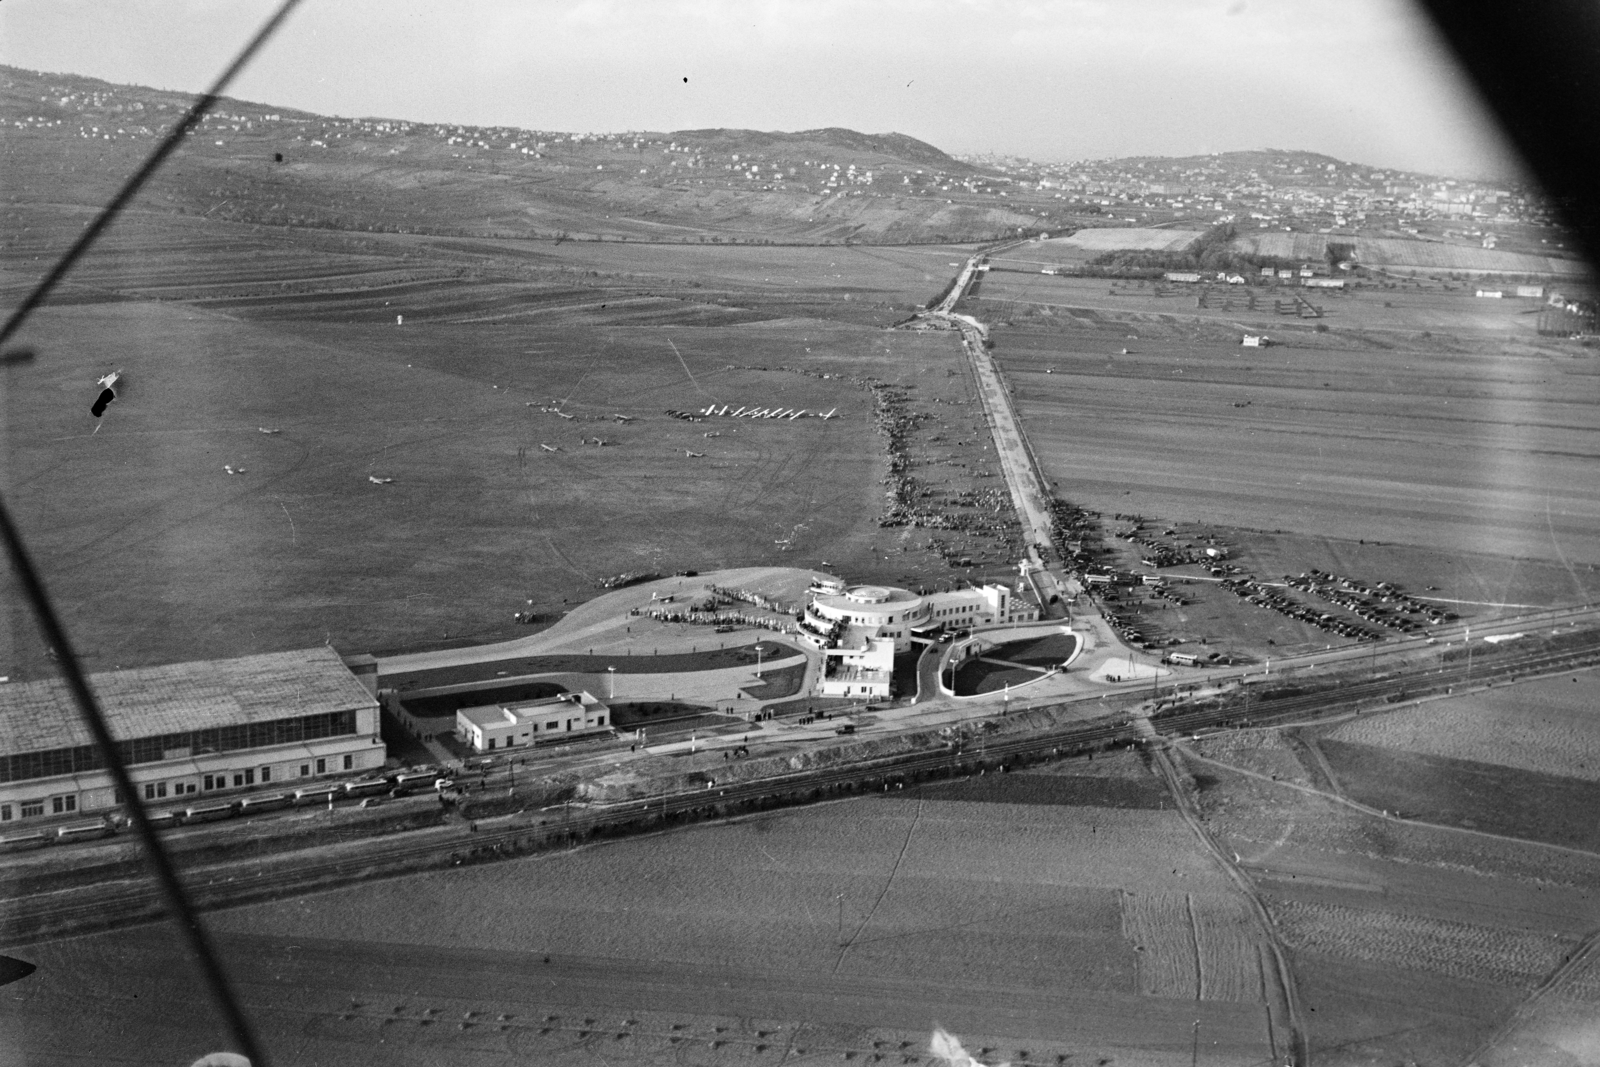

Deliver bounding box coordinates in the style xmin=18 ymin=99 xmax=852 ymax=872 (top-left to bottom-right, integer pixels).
xmin=1041 ymin=229 xmax=1207 ymax=253
xmin=0 ymin=289 xmax=979 ymax=678
xmin=1317 ymin=739 xmax=1600 ymax=852
xmin=1323 ymin=672 xmax=1600 ymax=780
xmin=951 ymin=658 xmax=1041 ymax=695
xmin=65 ymin=788 xmax=1271 ymax=1064
xmin=982 ymin=632 xmax=1078 ymax=668
xmin=970 ymin=287 xmax=1600 ymax=615
xmin=1232 ymin=232 xmax=1590 ymax=276
xmin=1183 ymin=741 xmax=1600 ymax=1063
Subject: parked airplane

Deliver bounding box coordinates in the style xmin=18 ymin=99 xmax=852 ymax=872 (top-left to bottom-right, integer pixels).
xmin=367 ymin=475 xmax=393 ymax=485
xmin=684 ymin=450 xmax=705 ymax=458
xmin=91 ymin=370 xmax=121 ymax=417
xmin=540 ymin=444 xmax=560 ymax=453
xmin=703 ymin=431 xmax=721 ymax=438
xmin=257 ymin=427 xmax=281 ymax=435
xmin=554 ymin=410 xmax=575 ymax=420
xmin=612 ymin=414 xmax=635 ymax=422
xmin=222 ymin=464 xmax=245 ymax=475
xmin=820 ymin=408 xmax=838 ymax=420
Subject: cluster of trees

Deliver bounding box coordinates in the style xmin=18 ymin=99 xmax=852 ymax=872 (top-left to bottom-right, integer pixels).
xmin=1082 ymin=224 xmax=1303 ymax=278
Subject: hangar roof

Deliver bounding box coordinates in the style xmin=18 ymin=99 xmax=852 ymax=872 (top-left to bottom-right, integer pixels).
xmin=0 ymin=647 xmax=377 ymax=755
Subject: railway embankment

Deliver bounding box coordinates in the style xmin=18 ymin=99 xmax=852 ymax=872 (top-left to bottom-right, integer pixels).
xmin=6 ymin=623 xmax=1598 ymax=945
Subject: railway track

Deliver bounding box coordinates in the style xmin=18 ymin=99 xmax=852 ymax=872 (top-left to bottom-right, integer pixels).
xmin=7 ymin=630 xmax=1598 ymax=944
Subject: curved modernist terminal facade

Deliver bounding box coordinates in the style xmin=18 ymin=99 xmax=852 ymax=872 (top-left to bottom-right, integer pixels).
xmin=805 ymin=585 xmax=930 ymax=652
xmin=800 ymin=579 xmax=1040 ymax=698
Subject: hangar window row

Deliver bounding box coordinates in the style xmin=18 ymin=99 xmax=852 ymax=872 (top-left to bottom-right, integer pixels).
xmin=0 ymin=709 xmax=358 ymax=785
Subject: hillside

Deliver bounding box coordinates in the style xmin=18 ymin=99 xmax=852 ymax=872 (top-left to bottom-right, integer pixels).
xmin=0 ymin=65 xmax=1055 ymax=245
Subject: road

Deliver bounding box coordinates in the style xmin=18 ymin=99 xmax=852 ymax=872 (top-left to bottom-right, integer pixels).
xmin=900 ymin=257 xmax=1071 ymax=615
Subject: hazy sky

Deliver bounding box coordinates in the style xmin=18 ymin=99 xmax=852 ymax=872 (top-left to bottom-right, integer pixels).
xmin=0 ymin=0 xmax=1524 ymax=180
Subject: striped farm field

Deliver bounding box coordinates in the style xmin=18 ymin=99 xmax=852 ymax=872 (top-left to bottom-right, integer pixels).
xmin=1045 ymin=227 xmax=1207 ymax=252
xmin=1271 ymin=899 xmax=1572 ymax=989
xmin=1120 ymin=890 xmax=1264 ymax=1001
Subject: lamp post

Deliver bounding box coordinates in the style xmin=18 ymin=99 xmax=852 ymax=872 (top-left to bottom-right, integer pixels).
xmin=756 ymin=645 xmax=764 ymax=678
xmin=607 ymin=665 xmax=616 ymax=700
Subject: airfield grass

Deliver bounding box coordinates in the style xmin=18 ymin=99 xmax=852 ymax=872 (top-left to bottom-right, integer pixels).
xmin=0 ymin=293 xmax=964 ymax=678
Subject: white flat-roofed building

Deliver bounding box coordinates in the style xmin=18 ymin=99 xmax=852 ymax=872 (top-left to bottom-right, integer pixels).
xmin=0 ymin=647 xmax=383 ymax=825
xmin=818 ymin=636 xmax=894 ymax=698
xmin=801 ymin=585 xmax=930 ymax=653
xmin=456 ymin=691 xmax=610 ymax=753
xmin=800 ymin=582 xmax=1039 ymax=659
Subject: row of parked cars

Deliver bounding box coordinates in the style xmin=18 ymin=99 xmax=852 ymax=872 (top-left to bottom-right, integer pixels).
xmin=0 ymin=767 xmax=449 ymax=852
xmin=1220 ymin=577 xmax=1384 ymax=642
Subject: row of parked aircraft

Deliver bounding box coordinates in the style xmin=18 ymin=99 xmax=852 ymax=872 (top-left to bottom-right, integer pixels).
xmin=698 ymin=405 xmax=837 ymax=420
xmin=530 ymin=405 xmax=833 ymax=423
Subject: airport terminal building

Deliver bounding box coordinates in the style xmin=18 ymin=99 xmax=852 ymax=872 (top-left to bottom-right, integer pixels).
xmin=801 ymin=581 xmax=1037 ymax=652
xmin=0 ymin=647 xmax=384 ymax=825
xmin=800 ymin=580 xmax=1040 ymax=698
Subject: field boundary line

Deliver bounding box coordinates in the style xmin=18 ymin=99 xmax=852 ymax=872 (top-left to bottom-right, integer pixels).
xmin=1151 ymin=745 xmax=1305 ymax=1065
xmin=1462 ymin=926 xmax=1600 ymax=1067
xmin=834 ymin=795 xmax=923 ymax=972
xmin=1179 ymin=745 xmax=1600 ymax=863
xmin=1298 ymin=736 xmax=1345 ymax=799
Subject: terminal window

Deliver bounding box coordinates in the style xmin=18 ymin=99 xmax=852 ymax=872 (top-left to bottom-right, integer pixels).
xmin=51 ymin=796 xmax=76 ymax=814
xmin=143 ymin=782 xmax=168 ymax=800
xmin=315 ymin=758 xmax=326 ymax=774
xmin=21 ymin=801 xmax=43 ymax=818
xmin=260 ymin=767 xmax=271 ymax=782
xmin=1 ymin=804 xmax=10 ymax=821
xmin=343 ymin=755 xmax=352 ymax=770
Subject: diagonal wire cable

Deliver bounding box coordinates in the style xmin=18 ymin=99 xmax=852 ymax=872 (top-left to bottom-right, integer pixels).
xmin=0 ymin=2 xmax=307 ymax=1064
xmin=0 ymin=0 xmax=305 ymax=350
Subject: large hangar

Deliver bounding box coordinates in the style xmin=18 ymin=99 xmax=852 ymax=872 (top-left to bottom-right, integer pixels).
xmin=0 ymin=646 xmax=383 ymax=825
